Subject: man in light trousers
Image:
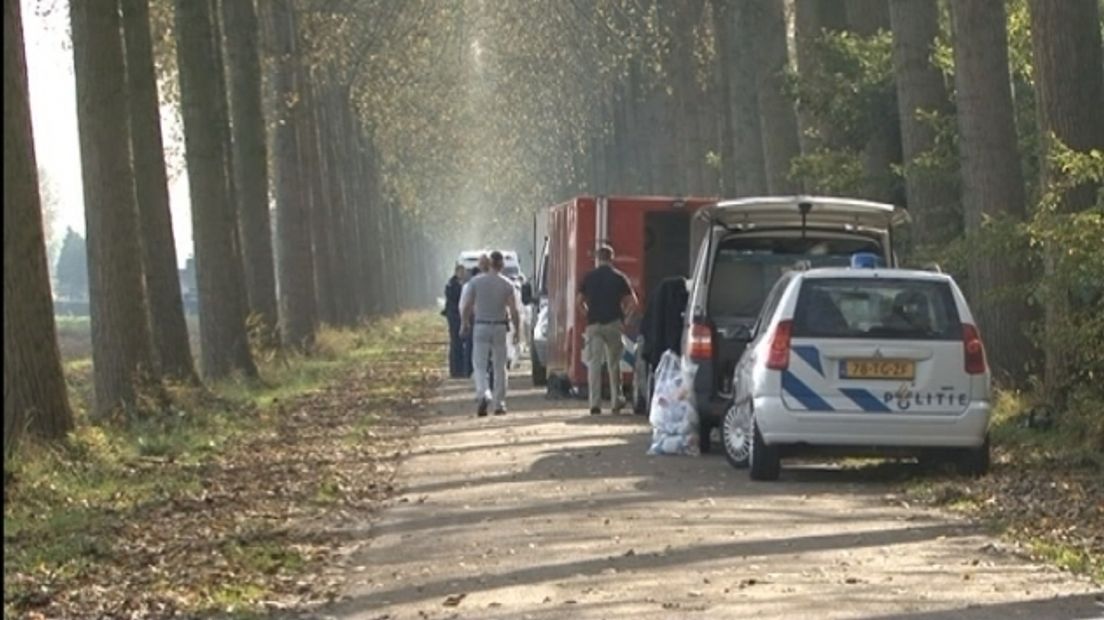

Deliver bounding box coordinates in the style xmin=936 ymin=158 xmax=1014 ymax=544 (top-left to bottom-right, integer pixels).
xmin=461 ymin=251 xmax=521 ymax=416
xmin=577 ymin=245 xmax=638 ymax=415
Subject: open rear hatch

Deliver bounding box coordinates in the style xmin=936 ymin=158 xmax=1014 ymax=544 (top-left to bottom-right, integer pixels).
xmin=700 ymin=195 xmax=909 ymax=232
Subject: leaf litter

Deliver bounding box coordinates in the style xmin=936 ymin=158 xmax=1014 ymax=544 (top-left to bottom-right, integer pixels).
xmin=4 ymin=314 xmax=444 ymax=618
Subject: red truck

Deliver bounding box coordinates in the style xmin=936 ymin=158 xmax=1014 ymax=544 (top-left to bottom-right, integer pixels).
xmin=524 ymin=195 xmax=717 ymax=401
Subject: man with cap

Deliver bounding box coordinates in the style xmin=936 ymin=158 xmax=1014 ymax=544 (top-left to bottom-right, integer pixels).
xmin=460 ymin=251 xmax=521 ymax=416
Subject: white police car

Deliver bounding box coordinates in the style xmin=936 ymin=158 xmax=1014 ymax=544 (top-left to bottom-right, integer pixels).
xmin=722 ymin=257 xmax=991 ymax=480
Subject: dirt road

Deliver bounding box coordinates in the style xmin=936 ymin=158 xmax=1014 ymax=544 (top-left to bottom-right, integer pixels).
xmin=325 ymin=371 xmax=1102 ymax=619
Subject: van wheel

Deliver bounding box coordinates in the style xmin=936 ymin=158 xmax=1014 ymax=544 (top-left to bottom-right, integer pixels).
xmin=721 ymin=403 xmax=751 ymax=469
xmin=749 ymin=418 xmax=780 ymax=481
xmin=954 ymin=435 xmax=990 ymax=477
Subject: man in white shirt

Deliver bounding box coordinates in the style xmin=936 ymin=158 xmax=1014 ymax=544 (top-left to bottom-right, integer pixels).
xmin=461 ymin=251 xmax=521 ymax=416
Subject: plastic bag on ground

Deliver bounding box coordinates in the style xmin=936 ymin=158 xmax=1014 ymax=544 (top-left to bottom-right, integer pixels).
xmin=647 ymin=350 xmax=700 ymax=456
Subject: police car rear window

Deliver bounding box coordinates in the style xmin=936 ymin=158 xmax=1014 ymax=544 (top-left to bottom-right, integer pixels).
xmin=792 ymin=278 xmax=961 ymax=340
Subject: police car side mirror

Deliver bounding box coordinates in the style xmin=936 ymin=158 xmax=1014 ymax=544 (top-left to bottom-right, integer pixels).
xmin=521 ymin=283 xmax=533 ymax=305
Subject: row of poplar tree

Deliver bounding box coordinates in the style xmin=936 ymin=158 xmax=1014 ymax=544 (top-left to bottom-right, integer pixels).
xmin=537 ymin=0 xmax=1101 ymax=412
xmin=4 ymin=0 xmax=441 ymax=452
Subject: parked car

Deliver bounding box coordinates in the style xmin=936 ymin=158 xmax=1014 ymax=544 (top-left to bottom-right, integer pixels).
xmin=680 ymin=196 xmax=909 ymax=453
xmin=722 ymin=263 xmax=991 ymax=480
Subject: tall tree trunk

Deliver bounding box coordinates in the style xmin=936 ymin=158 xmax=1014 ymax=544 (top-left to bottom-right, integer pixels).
xmin=4 ymin=0 xmax=74 ymax=447
xmin=751 ymin=0 xmax=803 ymax=194
xmin=890 ymin=0 xmax=959 ymax=247
xmin=794 ymin=0 xmax=849 ymax=154
xmin=121 ymin=0 xmax=198 ymax=383
xmin=950 ymin=0 xmax=1032 ymax=381
xmin=174 ymin=0 xmax=257 ymax=379
xmin=267 ymin=0 xmax=316 ymax=349
xmin=720 ymin=0 xmax=769 ymax=196
xmin=71 ymin=0 xmax=160 ymax=417
xmin=299 ymin=72 xmax=337 ymax=326
xmin=663 ymin=0 xmax=707 ymax=194
xmin=844 ymin=0 xmax=890 ymax=36
xmin=710 ymin=0 xmax=739 ymax=194
xmin=847 ymin=1 xmax=901 ymax=202
xmin=221 ymin=0 xmax=279 ymax=340
xmin=1028 ymin=0 xmax=1104 ymax=401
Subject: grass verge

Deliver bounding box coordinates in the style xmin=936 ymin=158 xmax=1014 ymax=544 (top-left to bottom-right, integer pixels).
xmin=904 ymin=389 xmax=1103 ymax=584
xmin=4 ymin=311 xmax=444 ymax=618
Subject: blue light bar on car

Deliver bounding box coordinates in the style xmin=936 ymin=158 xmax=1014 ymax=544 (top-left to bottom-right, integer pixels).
xmin=851 ymin=252 xmax=882 ymax=269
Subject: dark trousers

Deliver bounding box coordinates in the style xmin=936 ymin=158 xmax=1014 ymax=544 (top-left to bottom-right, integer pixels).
xmin=447 ymin=313 xmax=464 ymax=377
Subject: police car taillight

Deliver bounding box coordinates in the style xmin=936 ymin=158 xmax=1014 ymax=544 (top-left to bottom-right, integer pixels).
xmin=689 ymin=322 xmax=713 ymax=361
xmin=766 ymin=320 xmax=793 ymax=370
xmin=963 ymin=323 xmax=987 ymax=374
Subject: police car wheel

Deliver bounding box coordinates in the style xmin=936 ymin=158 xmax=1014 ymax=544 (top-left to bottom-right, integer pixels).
xmin=749 ymin=418 xmax=780 ymax=481
xmin=721 ymin=403 xmax=751 ymax=469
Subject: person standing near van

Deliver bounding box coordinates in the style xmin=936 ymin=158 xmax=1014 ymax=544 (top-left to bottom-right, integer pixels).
xmin=577 ymin=245 xmax=638 ymax=415
xmin=442 ymin=264 xmax=466 ymax=378
xmin=461 ymin=251 xmax=521 ymax=416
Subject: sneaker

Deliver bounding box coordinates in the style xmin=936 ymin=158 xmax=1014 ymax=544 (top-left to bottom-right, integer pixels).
xmin=493 ymin=407 xmax=507 ymax=416
xmin=590 ymin=407 xmax=601 ymax=416
xmin=477 ymin=398 xmax=489 ymax=417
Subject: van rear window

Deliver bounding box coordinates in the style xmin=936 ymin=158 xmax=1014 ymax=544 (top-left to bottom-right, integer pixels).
xmin=792 ymin=278 xmax=961 ymax=340
xmin=708 ymin=236 xmax=881 ymax=318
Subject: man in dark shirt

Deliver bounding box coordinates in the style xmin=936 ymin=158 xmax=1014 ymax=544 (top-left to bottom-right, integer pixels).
xmin=577 ymin=245 xmax=638 ymax=415
xmin=442 ymin=264 xmax=466 ymax=378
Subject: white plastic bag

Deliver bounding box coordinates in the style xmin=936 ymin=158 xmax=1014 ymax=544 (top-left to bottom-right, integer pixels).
xmin=647 ymin=351 xmax=700 ymax=456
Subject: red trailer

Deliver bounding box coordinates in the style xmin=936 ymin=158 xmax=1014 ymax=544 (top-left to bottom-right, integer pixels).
xmin=542 ymin=195 xmax=717 ymax=395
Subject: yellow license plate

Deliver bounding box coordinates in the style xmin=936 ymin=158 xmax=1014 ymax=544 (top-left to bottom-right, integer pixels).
xmin=842 ymin=359 xmax=915 ymax=380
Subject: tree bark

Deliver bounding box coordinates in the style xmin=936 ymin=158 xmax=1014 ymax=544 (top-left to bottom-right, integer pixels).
xmin=844 ymin=0 xmax=890 ymax=36
xmin=1028 ymin=0 xmax=1104 ymax=400
xmin=121 ymin=0 xmax=198 ymax=383
xmin=174 ymin=0 xmax=257 ymax=379
xmin=298 ymin=70 xmax=337 ymax=326
xmin=950 ymin=0 xmax=1032 ymax=381
xmin=267 ymin=0 xmax=316 ymax=348
xmin=750 ymin=0 xmax=803 ymax=194
xmin=71 ymin=0 xmax=161 ymax=417
xmin=662 ymin=0 xmax=707 ymax=194
xmin=848 ymin=1 xmax=901 ymax=202
xmin=220 ymin=0 xmax=279 ymax=340
xmin=4 ymin=0 xmax=74 ymax=448
xmin=889 ymin=0 xmax=959 ymax=247
xmin=794 ymin=0 xmax=849 ymax=153
xmin=720 ymin=0 xmax=769 ymax=196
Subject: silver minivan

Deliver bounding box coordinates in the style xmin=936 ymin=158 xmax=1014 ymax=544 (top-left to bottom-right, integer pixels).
xmin=681 ymin=196 xmax=909 ymax=453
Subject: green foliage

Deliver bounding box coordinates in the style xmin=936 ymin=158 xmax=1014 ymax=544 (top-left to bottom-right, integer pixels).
xmin=789 ymin=148 xmax=865 ymax=195
xmin=54 ymin=228 xmax=88 ymax=301
xmin=1027 ymin=142 xmax=1104 ymax=444
xmin=787 ymin=29 xmax=896 ymax=149
xmin=4 ymin=314 xmax=442 ymax=616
